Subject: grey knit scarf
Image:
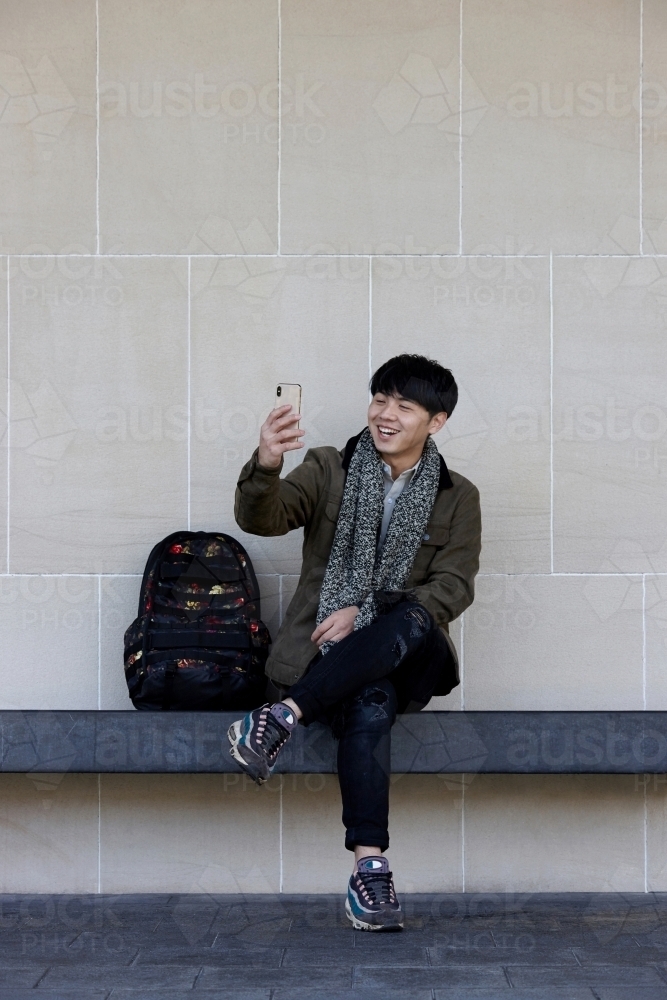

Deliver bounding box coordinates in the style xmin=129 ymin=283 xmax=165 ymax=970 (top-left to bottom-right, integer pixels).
xmin=315 ymin=427 xmax=441 ymax=655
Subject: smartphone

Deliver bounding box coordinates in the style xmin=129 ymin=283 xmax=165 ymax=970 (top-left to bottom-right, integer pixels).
xmin=276 ymin=382 xmax=301 ymax=420
xmin=275 ymin=383 xmax=302 ymax=443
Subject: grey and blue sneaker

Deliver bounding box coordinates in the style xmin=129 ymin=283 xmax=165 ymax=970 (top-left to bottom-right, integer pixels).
xmin=345 ymin=856 xmax=403 ymax=931
xmin=227 ymin=702 xmax=297 ymax=785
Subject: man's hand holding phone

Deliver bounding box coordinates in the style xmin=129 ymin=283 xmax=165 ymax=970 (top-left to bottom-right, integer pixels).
xmin=257 ymin=404 xmax=305 ymax=469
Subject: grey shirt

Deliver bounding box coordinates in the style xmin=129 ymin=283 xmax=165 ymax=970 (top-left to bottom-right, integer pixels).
xmin=378 ymin=459 xmax=420 ymax=549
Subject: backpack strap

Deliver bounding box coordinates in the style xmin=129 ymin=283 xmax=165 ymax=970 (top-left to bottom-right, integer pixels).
xmin=147 ymin=628 xmax=250 ymax=651
xmin=161 ymin=660 xmax=177 ymax=711
xmin=159 ymin=562 xmax=243 ymax=583
xmin=145 ymin=649 xmax=248 ymax=669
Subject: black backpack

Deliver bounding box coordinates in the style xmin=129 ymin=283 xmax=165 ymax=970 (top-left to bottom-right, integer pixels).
xmin=124 ymin=531 xmax=270 ymax=711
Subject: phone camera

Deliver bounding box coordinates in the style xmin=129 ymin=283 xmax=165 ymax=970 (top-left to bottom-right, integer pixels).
xmin=276 ymin=386 xmax=281 ymax=396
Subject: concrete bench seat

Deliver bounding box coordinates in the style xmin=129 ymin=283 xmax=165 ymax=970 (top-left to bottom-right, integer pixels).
xmin=1 ymin=710 xmax=666 ymax=774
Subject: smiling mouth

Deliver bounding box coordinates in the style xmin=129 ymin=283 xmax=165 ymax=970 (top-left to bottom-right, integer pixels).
xmin=376 ymin=425 xmax=399 ymax=439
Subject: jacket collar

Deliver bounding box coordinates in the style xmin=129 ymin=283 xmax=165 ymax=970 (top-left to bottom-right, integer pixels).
xmin=341 ymin=430 xmax=454 ymax=491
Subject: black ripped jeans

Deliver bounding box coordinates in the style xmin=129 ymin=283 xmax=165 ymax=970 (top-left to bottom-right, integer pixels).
xmin=285 ymin=601 xmax=454 ymax=852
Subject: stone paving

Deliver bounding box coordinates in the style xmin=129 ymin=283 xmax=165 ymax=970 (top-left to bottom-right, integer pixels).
xmin=0 ymin=893 xmax=666 ymax=998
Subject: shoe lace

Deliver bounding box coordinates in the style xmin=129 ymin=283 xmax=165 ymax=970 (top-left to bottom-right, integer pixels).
xmin=256 ymin=709 xmax=291 ymax=762
xmin=356 ymin=870 xmax=395 ymax=906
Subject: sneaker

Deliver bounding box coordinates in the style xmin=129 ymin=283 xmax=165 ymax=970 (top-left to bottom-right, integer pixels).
xmin=345 ymin=856 xmax=403 ymax=931
xmin=227 ymin=702 xmax=297 ymax=785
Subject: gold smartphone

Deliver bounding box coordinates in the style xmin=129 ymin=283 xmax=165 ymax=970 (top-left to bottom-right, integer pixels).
xmin=275 ymin=383 xmax=302 ymax=441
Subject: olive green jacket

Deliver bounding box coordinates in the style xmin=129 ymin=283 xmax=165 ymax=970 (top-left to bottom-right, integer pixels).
xmin=234 ymin=431 xmax=482 ymax=690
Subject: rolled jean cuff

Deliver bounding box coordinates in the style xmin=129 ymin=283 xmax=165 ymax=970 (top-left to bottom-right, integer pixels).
xmin=344 ymin=826 xmax=389 ymax=853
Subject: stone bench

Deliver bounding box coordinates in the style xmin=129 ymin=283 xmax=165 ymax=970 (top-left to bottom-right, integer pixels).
xmin=1 ymin=711 xmax=666 ymax=774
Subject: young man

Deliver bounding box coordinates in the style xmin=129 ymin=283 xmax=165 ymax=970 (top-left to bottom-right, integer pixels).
xmin=228 ymin=354 xmax=482 ymax=930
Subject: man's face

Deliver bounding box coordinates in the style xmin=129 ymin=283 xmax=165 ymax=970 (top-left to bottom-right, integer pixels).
xmin=367 ymin=392 xmax=447 ymax=458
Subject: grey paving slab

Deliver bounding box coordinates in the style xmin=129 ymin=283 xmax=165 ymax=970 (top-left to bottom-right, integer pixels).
xmin=133 ymin=946 xmax=282 ymax=966
xmin=140 ymin=927 xmax=219 ymax=948
xmin=273 ymin=992 xmax=434 ymax=1000
xmin=623 ymin=907 xmax=667 ymax=935
xmin=527 ymin=891 xmax=657 ymax=907
xmin=0 ymin=894 xmax=174 ymax=934
xmin=594 ymin=989 xmax=667 ymax=999
xmin=574 ymin=943 xmax=667 ymax=963
xmin=582 ymin=916 xmax=664 ymax=938
xmin=433 ymin=993 xmax=596 ymax=1000
xmin=232 ymin=929 xmax=351 ymax=946
xmin=637 ymin=929 xmax=667 ymax=948
xmin=211 ymin=932 xmax=297 ymax=950
xmin=0 ymin=936 xmax=86 ymax=958
xmin=353 ymin=965 xmax=510 ymax=989
xmin=4 ymin=893 xmax=667 ymax=996
xmin=111 ymin=993 xmax=270 ymax=1000
xmin=282 ymin=945 xmax=429 ymax=966
xmin=39 ymin=965 xmax=200 ymax=989
xmin=0 ymin=968 xmax=47 ymax=987
xmin=0 ymin=952 xmax=136 ymax=968
xmin=211 ymin=902 xmax=294 ymax=939
xmin=419 ymin=895 xmax=662 ymax=931
xmin=508 ymin=964 xmax=665 ymax=987
xmin=428 ymin=944 xmax=579 ymax=965
xmin=0 ymin=932 xmax=137 ymax=965
xmin=0 ymin=993 xmax=111 ymax=1000
xmin=502 ymin=930 xmax=639 ymax=950
xmin=273 ymin=916 xmax=348 ymax=933
xmin=196 ymin=965 xmax=352 ymax=988
xmin=213 ymin=914 xmax=294 ymax=931
xmin=0 ymin=930 xmax=83 ymax=951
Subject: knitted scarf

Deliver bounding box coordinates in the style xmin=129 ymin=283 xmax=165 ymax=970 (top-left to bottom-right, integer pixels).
xmin=315 ymin=427 xmax=441 ymax=655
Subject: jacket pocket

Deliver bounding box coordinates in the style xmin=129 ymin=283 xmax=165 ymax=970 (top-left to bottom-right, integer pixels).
xmin=409 ymin=521 xmax=450 ymax=581
xmin=324 ymin=494 xmax=342 ymax=523
xmin=308 ymin=495 xmax=340 ymax=561
xmin=421 ymin=521 xmax=450 ymax=547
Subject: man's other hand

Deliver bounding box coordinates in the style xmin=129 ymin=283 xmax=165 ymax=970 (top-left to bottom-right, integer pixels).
xmin=311 ymin=606 xmax=360 ymax=647
xmin=257 ymin=404 xmax=305 ymax=469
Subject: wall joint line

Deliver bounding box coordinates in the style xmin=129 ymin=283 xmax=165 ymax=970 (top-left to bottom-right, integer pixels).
xmin=368 ymin=256 xmax=373 ymax=383
xmin=639 ymin=0 xmax=644 ymax=256
xmin=277 ymin=0 xmax=282 ymax=255
xmin=642 ymin=573 xmax=647 ymax=711
xmin=458 ymin=0 xmax=463 ymax=255
xmin=187 ymin=256 xmax=192 ymax=530
xmin=95 ymin=0 xmax=100 ymax=255
xmin=6 ymin=256 xmax=10 ymax=575
xmin=549 ymin=251 xmax=554 ymax=574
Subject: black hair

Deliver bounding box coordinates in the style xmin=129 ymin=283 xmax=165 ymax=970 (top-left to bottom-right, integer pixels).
xmin=370 ymin=354 xmax=458 ymax=418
